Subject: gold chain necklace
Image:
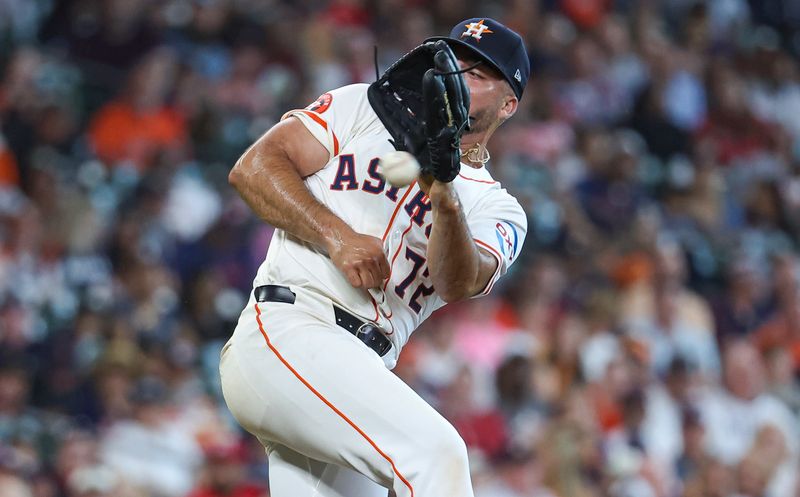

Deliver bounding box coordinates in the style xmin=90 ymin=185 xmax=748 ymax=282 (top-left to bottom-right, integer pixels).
xmin=461 ymin=144 xmax=491 ymax=165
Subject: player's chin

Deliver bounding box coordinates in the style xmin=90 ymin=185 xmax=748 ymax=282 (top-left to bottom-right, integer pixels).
xmin=465 ymin=116 xmax=489 ymax=136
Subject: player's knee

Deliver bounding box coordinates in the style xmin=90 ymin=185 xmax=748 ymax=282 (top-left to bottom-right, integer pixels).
xmin=440 ymin=426 xmax=470 ymax=466
xmin=420 ymin=423 xmax=470 ymax=471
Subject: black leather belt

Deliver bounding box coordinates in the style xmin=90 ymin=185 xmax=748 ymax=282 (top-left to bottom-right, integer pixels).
xmin=253 ymin=285 xmax=392 ymax=357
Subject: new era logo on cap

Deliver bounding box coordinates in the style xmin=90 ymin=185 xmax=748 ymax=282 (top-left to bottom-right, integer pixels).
xmin=425 ymin=17 xmax=531 ymax=100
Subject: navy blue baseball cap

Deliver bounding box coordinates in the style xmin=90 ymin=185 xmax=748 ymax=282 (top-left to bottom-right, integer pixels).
xmin=426 ymin=18 xmax=530 ymax=99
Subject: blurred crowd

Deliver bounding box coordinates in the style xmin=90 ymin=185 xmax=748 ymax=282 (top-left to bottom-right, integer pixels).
xmin=1 ymin=0 xmax=800 ymax=496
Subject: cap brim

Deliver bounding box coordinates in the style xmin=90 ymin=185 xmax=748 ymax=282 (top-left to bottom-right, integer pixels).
xmin=424 ymin=36 xmax=519 ymax=98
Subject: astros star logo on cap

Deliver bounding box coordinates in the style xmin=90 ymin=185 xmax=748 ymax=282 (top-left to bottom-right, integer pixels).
xmin=461 ymin=20 xmax=493 ymax=41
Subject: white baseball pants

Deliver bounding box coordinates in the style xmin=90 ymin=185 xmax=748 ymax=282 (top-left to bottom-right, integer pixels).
xmin=219 ymin=286 xmax=474 ymax=497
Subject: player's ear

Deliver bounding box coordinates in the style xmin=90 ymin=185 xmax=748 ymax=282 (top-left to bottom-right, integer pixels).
xmin=499 ymin=93 xmax=518 ymax=121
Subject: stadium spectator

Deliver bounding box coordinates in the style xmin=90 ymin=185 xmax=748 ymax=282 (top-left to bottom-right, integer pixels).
xmin=1 ymin=2 xmax=799 ymax=495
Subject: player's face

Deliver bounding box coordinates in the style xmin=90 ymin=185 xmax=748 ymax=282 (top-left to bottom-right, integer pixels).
xmin=457 ymin=57 xmax=513 ymax=136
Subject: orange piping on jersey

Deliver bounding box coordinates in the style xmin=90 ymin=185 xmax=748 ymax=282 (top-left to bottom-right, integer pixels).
xmin=254 ymin=304 xmax=414 ymax=496
xmin=369 ymin=292 xmax=394 ymax=322
xmin=368 ymin=294 xmax=394 ymax=325
xmin=369 ymin=295 xmax=380 ymax=325
xmin=381 ymin=183 xmax=417 ymax=243
xmin=475 ymin=238 xmax=503 ymax=260
xmin=382 ymin=217 xmax=417 ymax=293
xmin=297 ymin=109 xmax=328 ymax=130
xmin=458 ymin=174 xmax=496 ymax=184
xmin=474 ymin=239 xmax=504 ymax=295
xmin=369 ymin=294 xmax=394 ymax=335
xmin=296 ymin=110 xmax=340 ymax=156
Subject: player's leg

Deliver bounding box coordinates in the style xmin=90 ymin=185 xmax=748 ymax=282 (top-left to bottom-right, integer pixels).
xmin=265 ymin=443 xmax=389 ymax=497
xmin=220 ymin=291 xmax=474 ymax=497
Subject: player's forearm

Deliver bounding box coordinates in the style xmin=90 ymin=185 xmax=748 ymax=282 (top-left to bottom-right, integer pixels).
xmin=425 ymin=185 xmax=484 ymax=302
xmin=229 ymin=148 xmax=348 ymax=250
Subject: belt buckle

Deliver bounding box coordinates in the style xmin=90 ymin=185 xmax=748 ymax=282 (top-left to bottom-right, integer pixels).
xmin=356 ymin=322 xmax=377 ymax=337
xmin=355 ymin=322 xmax=389 ymax=356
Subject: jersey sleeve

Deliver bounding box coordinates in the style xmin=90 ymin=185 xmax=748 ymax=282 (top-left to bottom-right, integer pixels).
xmin=466 ymin=187 xmax=528 ymax=297
xmin=281 ymin=84 xmax=372 ymax=163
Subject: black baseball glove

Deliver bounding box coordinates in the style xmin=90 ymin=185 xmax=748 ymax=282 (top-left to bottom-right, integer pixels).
xmin=367 ymin=40 xmax=470 ymax=183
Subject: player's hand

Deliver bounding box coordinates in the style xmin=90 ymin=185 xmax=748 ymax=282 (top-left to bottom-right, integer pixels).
xmin=326 ymin=229 xmax=390 ymax=290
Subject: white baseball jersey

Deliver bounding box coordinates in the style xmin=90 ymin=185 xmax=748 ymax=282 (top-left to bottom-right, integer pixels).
xmin=253 ymin=83 xmax=527 ymax=368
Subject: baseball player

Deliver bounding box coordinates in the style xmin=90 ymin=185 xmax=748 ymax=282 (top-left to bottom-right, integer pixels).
xmin=220 ymin=17 xmax=530 ymax=497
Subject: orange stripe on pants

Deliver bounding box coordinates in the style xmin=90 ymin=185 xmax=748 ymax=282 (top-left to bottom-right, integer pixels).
xmin=253 ymin=303 xmax=415 ymax=497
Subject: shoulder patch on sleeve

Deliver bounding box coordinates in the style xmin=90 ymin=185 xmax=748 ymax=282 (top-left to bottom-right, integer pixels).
xmin=306 ymin=93 xmax=333 ymax=114
xmin=494 ymin=221 xmax=519 ymax=262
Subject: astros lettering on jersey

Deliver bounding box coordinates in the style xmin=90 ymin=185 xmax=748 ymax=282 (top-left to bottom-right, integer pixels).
xmin=256 ymin=83 xmax=527 ymax=368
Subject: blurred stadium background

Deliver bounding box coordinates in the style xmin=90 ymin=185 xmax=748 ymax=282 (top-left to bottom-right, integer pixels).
xmin=1 ymin=0 xmax=800 ymax=496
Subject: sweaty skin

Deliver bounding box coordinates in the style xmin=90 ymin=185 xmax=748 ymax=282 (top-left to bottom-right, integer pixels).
xmin=417 ymin=176 xmax=496 ymax=301
xmin=418 ymin=55 xmax=519 ymax=301
xmin=228 ymin=119 xmax=390 ymax=290
xmin=228 ymin=55 xmax=517 ymax=300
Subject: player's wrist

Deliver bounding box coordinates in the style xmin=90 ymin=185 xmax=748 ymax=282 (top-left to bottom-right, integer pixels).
xmin=320 ymin=225 xmax=347 ymax=254
xmin=428 ymin=182 xmax=460 ymax=212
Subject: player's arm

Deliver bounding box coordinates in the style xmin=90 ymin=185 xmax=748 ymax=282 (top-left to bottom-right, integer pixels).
xmin=420 ymin=178 xmax=497 ymax=302
xmin=228 ymin=117 xmax=389 ymax=289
